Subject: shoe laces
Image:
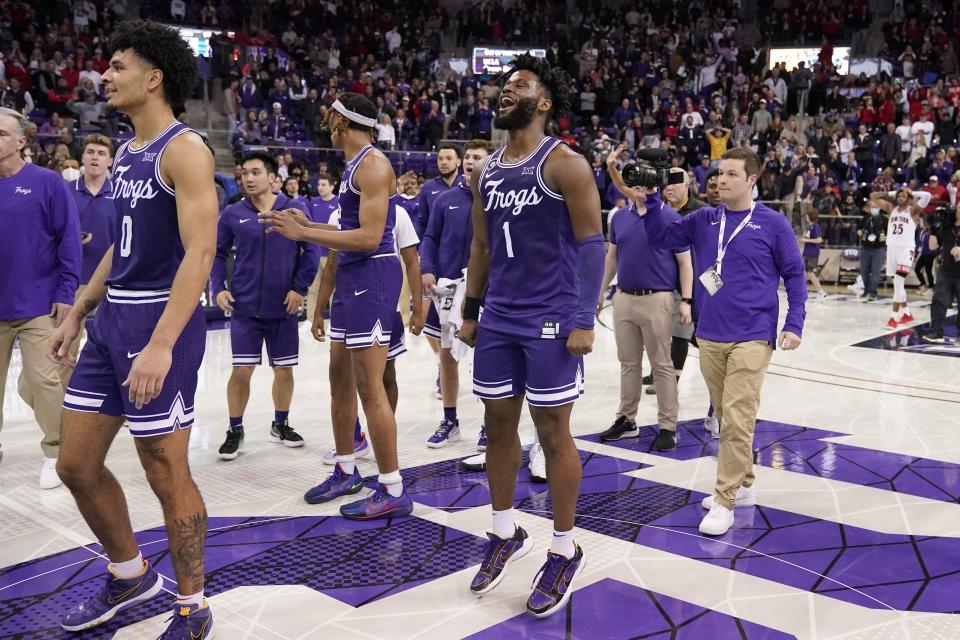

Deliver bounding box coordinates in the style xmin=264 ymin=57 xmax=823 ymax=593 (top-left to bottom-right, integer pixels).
xmin=156 ymin=607 xmax=191 ymax=639
xmin=275 ymin=423 xmax=298 ymax=439
xmin=530 ymin=553 xmax=566 ymax=590
xmin=431 ymin=420 xmax=455 ymax=439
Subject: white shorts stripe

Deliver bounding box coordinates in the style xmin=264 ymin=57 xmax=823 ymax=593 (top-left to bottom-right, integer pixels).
xmin=127 ymin=410 xmax=195 ymax=432
xmin=65 ymin=387 xmax=108 ymax=398
xmin=63 ymin=394 xmax=104 ymax=408
xmin=473 ymin=382 xmax=515 ymax=396
xmin=525 ymin=387 xmax=581 ymax=404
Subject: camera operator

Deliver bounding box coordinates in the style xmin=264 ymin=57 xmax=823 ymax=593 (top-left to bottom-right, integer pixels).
xmin=596 ymin=144 xmax=693 ymax=452
xmin=857 ymin=202 xmax=888 ymax=301
xmin=922 ymin=207 xmax=960 ymax=343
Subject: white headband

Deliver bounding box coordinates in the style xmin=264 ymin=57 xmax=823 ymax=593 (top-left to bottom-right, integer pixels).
xmin=331 ymin=100 xmax=377 ymax=128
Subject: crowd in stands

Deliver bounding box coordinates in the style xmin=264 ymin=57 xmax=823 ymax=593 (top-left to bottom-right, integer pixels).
xmin=6 ymin=0 xmax=960 ymax=247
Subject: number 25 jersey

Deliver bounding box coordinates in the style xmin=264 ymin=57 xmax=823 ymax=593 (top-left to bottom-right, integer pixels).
xmin=107 ymin=121 xmax=195 ymax=291
xmin=886 ymin=206 xmax=917 ymax=250
xmin=477 ymin=136 xmax=579 ymax=339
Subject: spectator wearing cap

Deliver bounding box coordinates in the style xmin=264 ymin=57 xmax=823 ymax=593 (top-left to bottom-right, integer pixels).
xmin=923 ymin=175 xmax=948 ymax=215
xmin=752 ymin=99 xmax=771 ymax=132
xmin=265 ymin=101 xmax=288 ymax=142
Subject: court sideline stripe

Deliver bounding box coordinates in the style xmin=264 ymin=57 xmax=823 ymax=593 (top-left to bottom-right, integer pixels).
xmin=681 ymin=354 xmax=960 ymax=404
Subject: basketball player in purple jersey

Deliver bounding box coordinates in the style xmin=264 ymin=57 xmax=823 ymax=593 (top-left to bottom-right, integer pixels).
xmin=458 ymin=55 xmax=605 ymax=618
xmin=261 ymin=93 xmax=413 ymax=520
xmin=47 ymin=21 xmax=218 ymax=638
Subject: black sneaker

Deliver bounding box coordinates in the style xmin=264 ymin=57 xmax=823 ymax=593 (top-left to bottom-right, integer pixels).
xmin=922 ymin=332 xmax=946 ymax=344
xmin=599 ymin=416 xmax=639 ymax=441
xmin=653 ymin=429 xmax=677 ymax=451
xmin=269 ymin=421 xmax=305 ymax=448
xmin=641 ymin=374 xmax=653 ymax=385
xmin=218 ymin=428 xmax=244 ymax=460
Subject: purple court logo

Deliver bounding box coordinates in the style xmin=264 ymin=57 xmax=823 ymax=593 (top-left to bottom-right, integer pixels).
xmin=3 ymin=420 xmax=960 ymax=638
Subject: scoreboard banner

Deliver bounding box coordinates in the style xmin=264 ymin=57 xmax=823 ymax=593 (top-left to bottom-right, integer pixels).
xmin=472 ymin=46 xmax=546 ymax=75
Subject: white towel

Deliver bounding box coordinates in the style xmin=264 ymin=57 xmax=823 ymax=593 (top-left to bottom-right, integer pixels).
xmin=431 ymin=270 xmax=470 ymax=360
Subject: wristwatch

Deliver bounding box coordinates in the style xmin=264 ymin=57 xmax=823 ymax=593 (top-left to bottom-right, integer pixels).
xmin=681 ymin=297 xmax=693 ymax=304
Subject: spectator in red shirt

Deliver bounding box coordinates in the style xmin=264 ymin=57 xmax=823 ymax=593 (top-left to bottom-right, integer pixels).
xmin=923 ymin=175 xmax=949 ymax=215
xmin=59 ymin=58 xmax=80 ymax=90
xmin=46 ymin=76 xmax=73 ymax=118
xmin=858 ymin=96 xmax=878 ymax=130
xmin=90 ymin=48 xmax=109 ymax=74
xmin=878 ymin=97 xmax=895 ymax=127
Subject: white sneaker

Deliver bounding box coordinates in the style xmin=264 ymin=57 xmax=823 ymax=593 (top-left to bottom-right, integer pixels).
xmin=528 ymin=443 xmax=546 ymax=482
xmin=704 ymin=415 xmax=720 ymax=439
xmin=815 ymin=290 xmax=828 ymax=302
xmin=461 ymin=452 xmax=486 ymax=471
xmin=699 ymin=503 xmax=734 ymax=536
xmin=701 ymin=485 xmax=756 ymax=509
xmin=39 ymin=457 xmax=61 ymax=490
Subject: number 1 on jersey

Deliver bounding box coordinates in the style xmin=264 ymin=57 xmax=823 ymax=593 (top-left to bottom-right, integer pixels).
xmin=502 ymin=221 xmax=515 ymax=258
xmin=120 ymin=215 xmax=133 ymax=257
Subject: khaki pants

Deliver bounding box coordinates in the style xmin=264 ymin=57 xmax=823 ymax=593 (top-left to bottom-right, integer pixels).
xmin=60 ymin=284 xmax=86 ymax=388
xmin=698 ymin=339 xmax=773 ymax=509
xmin=0 ymin=315 xmax=65 ymax=459
xmin=612 ymin=291 xmax=678 ymax=429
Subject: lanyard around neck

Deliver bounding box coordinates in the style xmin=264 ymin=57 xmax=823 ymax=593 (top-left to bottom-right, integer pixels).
xmin=715 ymin=203 xmax=755 ymax=277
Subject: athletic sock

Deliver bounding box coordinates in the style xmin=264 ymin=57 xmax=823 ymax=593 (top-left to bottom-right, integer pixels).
xmin=550 ymin=530 xmax=576 ymax=559
xmin=275 ymin=410 xmax=289 ymax=424
xmin=353 ymin=418 xmax=363 ymax=441
xmin=492 ymin=508 xmax=516 ymax=538
xmin=443 ymin=407 xmax=458 ymax=423
xmin=229 ymin=416 xmax=243 ymax=432
xmin=336 ymin=454 xmax=356 ymax=475
xmin=380 ymin=470 xmax=403 ymax=497
xmin=109 ymin=552 xmax=145 ymax=580
xmin=175 ymin=591 xmax=205 ymax=607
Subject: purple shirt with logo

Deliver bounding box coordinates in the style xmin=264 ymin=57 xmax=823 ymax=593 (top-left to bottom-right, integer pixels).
xmin=644 ymin=200 xmax=807 ymax=344
xmin=0 ymin=163 xmax=81 ymax=320
xmin=478 ymin=136 xmax=580 ymax=339
xmin=107 ymin=121 xmax=195 ymax=290
xmin=415 ymin=174 xmax=463 ymax=239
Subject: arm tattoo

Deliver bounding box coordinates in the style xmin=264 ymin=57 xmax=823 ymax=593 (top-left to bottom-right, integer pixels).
xmin=83 ymin=299 xmax=97 ymax=316
xmin=171 ymin=510 xmax=208 ymax=594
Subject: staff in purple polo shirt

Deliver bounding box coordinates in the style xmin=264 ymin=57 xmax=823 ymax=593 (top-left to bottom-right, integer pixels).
xmin=63 ymin=133 xmax=115 ymax=387
xmin=0 ymin=107 xmax=81 ymax=488
xmin=596 ymin=144 xmax=693 ymax=453
xmin=641 ymin=147 xmax=807 ymax=537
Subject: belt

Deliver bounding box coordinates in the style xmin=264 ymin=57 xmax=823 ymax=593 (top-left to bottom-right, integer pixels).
xmin=618 ymin=288 xmax=672 ymax=297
